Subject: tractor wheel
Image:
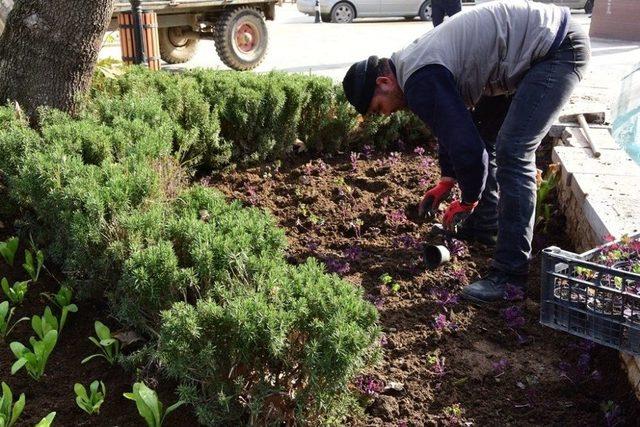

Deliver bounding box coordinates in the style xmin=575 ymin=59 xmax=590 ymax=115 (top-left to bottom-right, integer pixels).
xmin=214 ymin=7 xmax=268 ymax=71
xmin=158 ymin=26 xmax=199 ymax=64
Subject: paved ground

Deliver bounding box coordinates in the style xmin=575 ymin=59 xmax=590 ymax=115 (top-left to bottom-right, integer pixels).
xmin=101 ymin=3 xmax=640 ymax=109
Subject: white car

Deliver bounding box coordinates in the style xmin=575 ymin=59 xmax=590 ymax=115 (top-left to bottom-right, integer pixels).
xmin=297 ymin=0 xmax=433 ymax=23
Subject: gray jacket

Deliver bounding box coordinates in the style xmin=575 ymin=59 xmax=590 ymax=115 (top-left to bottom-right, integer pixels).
xmin=391 ymin=0 xmax=569 ymax=107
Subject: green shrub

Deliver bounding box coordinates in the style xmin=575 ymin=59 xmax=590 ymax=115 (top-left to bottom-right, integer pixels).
xmin=159 ymin=258 xmax=380 ymax=426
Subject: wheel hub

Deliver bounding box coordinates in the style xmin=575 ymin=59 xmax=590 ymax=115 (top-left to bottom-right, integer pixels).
xmin=235 ymin=23 xmax=257 ymax=53
xmin=168 ymin=27 xmax=190 ymax=48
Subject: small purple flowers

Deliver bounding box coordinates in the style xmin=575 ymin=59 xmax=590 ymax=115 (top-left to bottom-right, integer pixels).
xmin=504 ymin=284 xmax=525 ymax=301
xmin=355 ymin=375 xmax=384 ymax=397
xmin=243 ymin=182 xmax=259 ymax=206
xmin=324 ymin=257 xmax=351 ymax=275
xmin=388 ymin=209 xmax=408 ymax=227
xmin=503 ymin=305 xmax=526 ymax=330
xmin=433 ymin=313 xmax=457 ymax=332
xmin=432 ymin=289 xmax=459 ymax=311
xmin=413 ymin=146 xmax=425 ymax=156
xmin=444 ymin=238 xmax=467 ymax=258
xmin=350 ymin=152 xmax=360 ymax=172
xmin=363 ymin=144 xmax=374 ymax=160
xmin=344 ymin=245 xmax=363 ymax=261
xmin=492 ymin=358 xmax=510 ymax=376
xmin=451 ymin=268 xmax=469 ymax=286
xmin=386 ymin=151 xmax=401 ymax=167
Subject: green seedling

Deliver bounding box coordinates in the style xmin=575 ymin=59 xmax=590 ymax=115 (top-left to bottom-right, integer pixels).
xmin=1 ymin=279 xmax=29 ymax=305
xmin=10 ymin=330 xmax=58 ymax=381
xmin=43 ymin=286 xmax=77 ymax=332
xmin=0 ymin=382 xmax=26 ymax=427
xmin=124 ymin=382 xmax=184 ymax=427
xmin=379 ymin=273 xmax=400 ymax=293
xmin=22 ymin=249 xmax=44 ymax=282
xmin=82 ymin=321 xmax=121 ymax=365
xmin=34 ymin=412 xmax=56 ymax=427
xmin=74 ymin=380 xmax=106 ymax=415
xmin=0 ymin=302 xmax=29 ymax=340
xmin=0 ymin=237 xmax=19 ymax=267
xmin=31 ymin=307 xmax=59 ymax=340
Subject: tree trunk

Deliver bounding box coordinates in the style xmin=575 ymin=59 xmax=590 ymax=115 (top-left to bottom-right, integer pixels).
xmin=0 ymin=0 xmax=14 ymax=35
xmin=0 ymin=0 xmax=114 ymax=117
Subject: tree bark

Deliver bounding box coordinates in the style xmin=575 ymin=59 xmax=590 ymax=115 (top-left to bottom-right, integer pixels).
xmin=0 ymin=0 xmax=114 ymax=117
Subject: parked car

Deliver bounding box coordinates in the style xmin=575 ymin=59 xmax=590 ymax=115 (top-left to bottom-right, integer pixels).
xmin=476 ymin=0 xmax=594 ymax=13
xmin=297 ymin=0 xmax=432 ymax=23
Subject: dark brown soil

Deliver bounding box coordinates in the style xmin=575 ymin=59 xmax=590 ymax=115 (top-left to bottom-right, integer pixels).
xmin=0 ymin=236 xmax=198 ymax=427
xmin=2 ymin=141 xmax=639 ymax=426
xmin=208 ymin=144 xmax=640 ymax=426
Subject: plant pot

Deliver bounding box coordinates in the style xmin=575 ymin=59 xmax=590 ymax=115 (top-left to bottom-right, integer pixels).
xmin=553 ymin=279 xmax=586 ymax=306
xmin=423 ymin=244 xmax=450 ymax=270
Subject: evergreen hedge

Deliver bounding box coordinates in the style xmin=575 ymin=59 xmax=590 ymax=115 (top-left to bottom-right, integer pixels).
xmin=0 ymin=67 xmax=430 ymax=424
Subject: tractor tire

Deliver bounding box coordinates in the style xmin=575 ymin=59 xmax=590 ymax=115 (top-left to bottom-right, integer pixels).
xmin=158 ymin=26 xmax=199 ymax=64
xmin=214 ymin=7 xmax=268 ymax=71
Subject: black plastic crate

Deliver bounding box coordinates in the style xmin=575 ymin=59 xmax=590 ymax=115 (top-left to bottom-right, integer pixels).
xmin=540 ymin=236 xmax=640 ymax=355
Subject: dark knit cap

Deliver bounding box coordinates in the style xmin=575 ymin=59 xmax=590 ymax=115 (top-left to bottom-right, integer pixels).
xmin=342 ymin=55 xmax=379 ymax=115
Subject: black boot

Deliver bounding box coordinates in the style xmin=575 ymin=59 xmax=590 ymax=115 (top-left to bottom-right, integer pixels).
xmin=462 ymin=269 xmax=527 ymax=303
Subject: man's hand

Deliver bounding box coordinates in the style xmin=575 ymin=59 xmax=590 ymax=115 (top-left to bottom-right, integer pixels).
xmin=419 ymin=179 xmax=455 ymax=218
xmin=443 ymin=200 xmax=478 ymax=231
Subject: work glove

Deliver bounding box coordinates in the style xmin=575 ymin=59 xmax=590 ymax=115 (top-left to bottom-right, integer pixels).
xmin=442 ymin=200 xmax=478 ymax=232
xmin=419 ymin=179 xmax=455 ymax=218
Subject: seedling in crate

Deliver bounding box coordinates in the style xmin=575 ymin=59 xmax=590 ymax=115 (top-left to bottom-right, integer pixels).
xmin=10 ymin=330 xmax=58 ymax=380
xmin=379 ymin=273 xmax=400 ymax=293
xmin=1 ymin=278 xmax=29 ymax=305
xmin=0 ymin=301 xmax=29 ymax=340
xmin=0 ymin=237 xmax=19 ymax=267
xmin=0 ymin=381 xmax=26 ymax=427
xmin=31 ymin=306 xmax=59 ymax=340
xmin=75 ymin=380 xmax=106 ymax=415
xmin=22 ymin=249 xmax=44 ymax=282
xmin=82 ymin=321 xmax=121 ymax=365
xmin=42 ymin=285 xmax=78 ymax=332
xmin=34 ymin=412 xmax=56 ymax=427
xmin=124 ymin=382 xmax=184 ymax=427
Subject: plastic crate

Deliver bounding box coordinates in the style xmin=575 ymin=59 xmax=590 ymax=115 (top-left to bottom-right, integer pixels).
xmin=540 ymin=236 xmax=640 ymax=355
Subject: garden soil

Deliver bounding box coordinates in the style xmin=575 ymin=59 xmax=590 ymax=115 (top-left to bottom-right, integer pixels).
xmin=208 ymin=144 xmax=640 ymax=426
xmin=1 ymin=142 xmax=639 ymax=426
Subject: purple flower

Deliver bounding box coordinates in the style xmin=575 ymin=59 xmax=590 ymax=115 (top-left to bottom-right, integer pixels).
xmin=355 ymin=375 xmax=384 ymax=397
xmin=492 ymin=358 xmax=510 ymax=375
xmin=305 ymin=240 xmax=319 ymax=252
xmin=413 ymin=146 xmax=425 ymax=156
xmin=421 ymin=156 xmax=435 ymax=172
xmin=366 ymin=294 xmax=385 ymax=309
xmin=324 ymin=257 xmax=351 ymax=275
xmin=363 ymin=144 xmax=374 ymax=159
xmin=344 ymin=245 xmax=363 ymax=261
xmin=386 ymin=151 xmax=401 ymax=167
xmin=388 ymin=209 xmax=408 ymax=226
xmin=434 ymin=313 xmax=456 ymax=332
xmin=243 ymin=182 xmax=259 ymax=206
xmin=451 ymin=268 xmax=469 ymax=286
xmin=445 ymin=238 xmax=467 ymax=257
xmin=379 ymin=334 xmax=388 ymax=347
xmin=419 ymin=177 xmax=430 ymax=187
xmin=394 ymin=234 xmax=420 ymax=250
xmin=350 ymin=152 xmax=360 ymax=172
xmin=428 ymin=355 xmax=446 ymax=377
xmin=432 ymin=289 xmax=459 ymax=310
xmin=504 ymin=284 xmax=525 ymax=301
xmin=503 ymin=305 xmax=526 ymax=330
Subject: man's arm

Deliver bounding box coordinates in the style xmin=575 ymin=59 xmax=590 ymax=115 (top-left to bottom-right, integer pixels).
xmin=404 ymin=64 xmax=488 ymax=204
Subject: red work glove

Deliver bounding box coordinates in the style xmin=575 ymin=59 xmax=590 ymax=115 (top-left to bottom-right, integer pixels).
xmin=443 ymin=200 xmax=478 ymax=231
xmin=419 ymin=179 xmax=455 ymax=218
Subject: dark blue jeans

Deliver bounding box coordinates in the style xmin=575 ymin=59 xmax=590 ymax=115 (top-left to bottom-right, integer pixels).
xmin=432 ymin=0 xmax=461 ymax=27
xmin=467 ymin=20 xmax=591 ymax=275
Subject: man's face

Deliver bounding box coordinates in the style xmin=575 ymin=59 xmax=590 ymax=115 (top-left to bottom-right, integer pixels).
xmin=367 ymin=76 xmax=406 ymax=116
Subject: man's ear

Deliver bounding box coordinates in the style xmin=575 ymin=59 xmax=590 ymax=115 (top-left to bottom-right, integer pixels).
xmin=375 ymin=76 xmax=392 ymax=87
